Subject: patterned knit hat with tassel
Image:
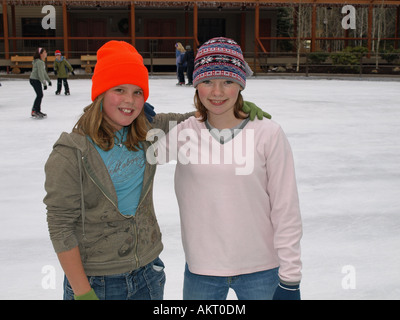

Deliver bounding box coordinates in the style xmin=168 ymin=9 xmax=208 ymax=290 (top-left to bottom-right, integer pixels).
xmin=193 ymin=37 xmax=253 ymax=89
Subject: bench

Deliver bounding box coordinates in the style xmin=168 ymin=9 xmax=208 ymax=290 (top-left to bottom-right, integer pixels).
xmin=11 ymin=55 xmax=33 ymax=74
xmin=46 ymin=56 xmax=56 ymax=69
xmin=10 ymin=55 xmax=56 ymax=74
xmin=81 ymin=55 xmax=97 ymax=73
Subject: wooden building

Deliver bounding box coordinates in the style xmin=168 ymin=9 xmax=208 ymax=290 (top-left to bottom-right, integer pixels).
xmin=1 ymin=0 xmax=400 ymax=70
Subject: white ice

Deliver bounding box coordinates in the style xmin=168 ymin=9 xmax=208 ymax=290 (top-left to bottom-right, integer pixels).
xmin=0 ymin=76 xmax=399 ymax=300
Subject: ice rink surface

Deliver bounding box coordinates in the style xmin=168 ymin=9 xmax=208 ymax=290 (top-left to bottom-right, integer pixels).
xmin=0 ymin=76 xmax=399 ymax=299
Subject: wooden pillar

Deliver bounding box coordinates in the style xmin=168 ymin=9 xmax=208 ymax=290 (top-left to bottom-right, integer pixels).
xmin=185 ymin=9 xmax=189 ymax=47
xmin=367 ymin=4 xmax=373 ymax=54
xmin=344 ymin=29 xmax=349 ymax=49
xmin=241 ymin=11 xmax=246 ymax=52
xmin=311 ymin=4 xmax=317 ymax=52
xmin=11 ymin=4 xmax=16 ymax=54
xmin=130 ymin=2 xmax=135 ymax=46
xmin=193 ymin=3 xmax=198 ymax=50
xmin=62 ymin=3 xmax=69 ymax=58
xmin=254 ymin=4 xmax=259 ymax=56
xmin=67 ymin=9 xmax=71 ymax=56
xmin=293 ymin=6 xmax=298 ymax=52
xmin=2 ymin=0 xmax=9 ymax=59
xmin=395 ymin=6 xmax=399 ymax=49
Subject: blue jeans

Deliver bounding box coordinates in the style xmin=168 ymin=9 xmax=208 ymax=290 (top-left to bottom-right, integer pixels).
xmin=183 ymin=264 xmax=279 ymax=300
xmin=63 ymin=257 xmax=166 ymax=300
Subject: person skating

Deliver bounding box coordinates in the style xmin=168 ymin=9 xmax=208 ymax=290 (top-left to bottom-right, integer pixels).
xmin=182 ymin=45 xmax=194 ymax=86
xmin=175 ymin=42 xmax=186 ymax=86
xmin=29 ymin=47 xmax=52 ymax=119
xmin=54 ymin=50 xmax=74 ymax=95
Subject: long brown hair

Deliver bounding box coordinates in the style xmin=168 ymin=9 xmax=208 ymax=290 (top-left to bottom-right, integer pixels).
xmin=73 ymin=94 xmax=149 ymax=152
xmin=194 ymin=90 xmax=246 ymax=122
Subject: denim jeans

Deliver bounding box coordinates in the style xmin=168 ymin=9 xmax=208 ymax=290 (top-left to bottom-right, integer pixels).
xmin=63 ymin=257 xmax=166 ymax=300
xmin=183 ymin=264 xmax=279 ymax=300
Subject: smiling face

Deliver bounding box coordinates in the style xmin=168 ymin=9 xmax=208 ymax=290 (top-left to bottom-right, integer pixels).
xmin=196 ymin=79 xmax=242 ymax=126
xmin=102 ymin=84 xmax=145 ymax=131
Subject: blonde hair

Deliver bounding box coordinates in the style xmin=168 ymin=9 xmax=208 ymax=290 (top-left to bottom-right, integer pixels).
xmin=73 ymin=94 xmax=149 ymax=152
xmin=194 ymin=90 xmax=246 ymax=123
xmin=176 ymin=42 xmax=186 ymax=53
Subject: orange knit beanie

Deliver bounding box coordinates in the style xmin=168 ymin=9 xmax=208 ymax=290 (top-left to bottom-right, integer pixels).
xmin=91 ymin=41 xmax=149 ymax=102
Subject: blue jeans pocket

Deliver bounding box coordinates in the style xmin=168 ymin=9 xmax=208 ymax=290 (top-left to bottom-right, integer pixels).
xmin=149 ymin=257 xmax=166 ymax=294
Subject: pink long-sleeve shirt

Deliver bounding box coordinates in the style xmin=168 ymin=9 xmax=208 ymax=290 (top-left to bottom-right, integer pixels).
xmin=149 ymin=116 xmax=302 ymax=284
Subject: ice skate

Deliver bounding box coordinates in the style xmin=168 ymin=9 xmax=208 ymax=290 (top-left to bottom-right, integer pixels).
xmin=31 ymin=110 xmax=44 ymax=119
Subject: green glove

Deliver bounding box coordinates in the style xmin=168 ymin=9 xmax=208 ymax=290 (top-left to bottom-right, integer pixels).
xmin=242 ymin=101 xmax=272 ymax=121
xmin=74 ymin=288 xmax=99 ymax=300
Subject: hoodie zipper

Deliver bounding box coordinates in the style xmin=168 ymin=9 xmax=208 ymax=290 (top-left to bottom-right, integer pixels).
xmin=81 ymin=154 xmax=140 ymax=269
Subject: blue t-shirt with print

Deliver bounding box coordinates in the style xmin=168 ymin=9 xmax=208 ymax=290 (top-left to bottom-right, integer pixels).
xmin=89 ymin=128 xmax=145 ymax=216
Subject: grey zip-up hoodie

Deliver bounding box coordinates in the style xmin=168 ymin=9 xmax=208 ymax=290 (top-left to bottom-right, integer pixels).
xmin=44 ymin=112 xmax=193 ymax=276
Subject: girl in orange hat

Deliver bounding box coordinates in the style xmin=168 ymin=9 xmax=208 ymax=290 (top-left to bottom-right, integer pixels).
xmin=44 ymin=41 xmax=195 ymax=300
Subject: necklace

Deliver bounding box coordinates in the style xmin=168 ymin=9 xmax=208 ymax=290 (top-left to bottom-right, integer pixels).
xmin=114 ymin=128 xmax=126 ymax=148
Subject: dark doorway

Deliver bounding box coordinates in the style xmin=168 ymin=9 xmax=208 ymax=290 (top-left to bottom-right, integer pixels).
xmin=145 ymin=19 xmax=176 ymax=56
xmin=198 ymin=18 xmax=226 ymax=45
xmin=74 ymin=19 xmax=107 ymax=54
xmin=260 ymin=19 xmax=272 ymax=52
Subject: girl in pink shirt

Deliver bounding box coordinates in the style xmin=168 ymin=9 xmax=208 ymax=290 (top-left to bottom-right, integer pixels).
xmin=150 ymin=37 xmax=302 ymax=300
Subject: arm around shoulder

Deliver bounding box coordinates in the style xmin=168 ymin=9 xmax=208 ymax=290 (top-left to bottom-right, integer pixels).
xmin=151 ymin=111 xmax=195 ymax=134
